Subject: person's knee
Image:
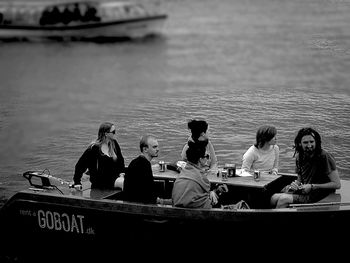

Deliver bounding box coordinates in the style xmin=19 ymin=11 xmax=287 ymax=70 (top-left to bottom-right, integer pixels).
xmin=276 ymin=194 xmax=292 ymax=208
xmin=270 ymin=193 xmax=281 ymax=207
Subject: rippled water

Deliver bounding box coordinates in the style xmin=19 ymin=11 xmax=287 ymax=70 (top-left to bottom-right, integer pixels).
xmin=0 ymin=0 xmax=349 ymax=202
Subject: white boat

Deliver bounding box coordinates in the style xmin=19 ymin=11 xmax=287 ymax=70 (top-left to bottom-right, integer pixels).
xmin=0 ymin=0 xmax=168 ymax=40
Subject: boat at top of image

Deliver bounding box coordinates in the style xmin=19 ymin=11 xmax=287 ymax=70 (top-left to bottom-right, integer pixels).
xmin=1 ymin=163 xmax=350 ymax=260
xmin=0 ymin=0 xmax=168 ymax=40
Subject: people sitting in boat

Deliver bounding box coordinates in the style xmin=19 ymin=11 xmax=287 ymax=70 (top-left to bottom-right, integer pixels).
xmin=123 ymin=135 xmax=160 ymax=204
xmin=270 ymin=127 xmax=341 ymax=208
xmin=72 ymin=3 xmax=83 ymax=22
xmin=73 ymin=121 xmax=126 ymax=189
xmin=39 ymin=3 xmax=100 ymax=26
xmin=173 ymin=139 xmax=226 ymax=208
xmin=81 ymin=6 xmax=100 ymax=22
xmin=241 ymin=125 xmax=279 ymax=175
xmin=39 ymin=6 xmax=61 ymax=25
xmin=62 ymin=5 xmax=75 ymax=25
xmin=181 ymin=119 xmax=217 ymax=170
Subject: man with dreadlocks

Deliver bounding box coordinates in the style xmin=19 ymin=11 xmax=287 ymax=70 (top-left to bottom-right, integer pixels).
xmin=270 ymin=127 xmax=341 ymax=208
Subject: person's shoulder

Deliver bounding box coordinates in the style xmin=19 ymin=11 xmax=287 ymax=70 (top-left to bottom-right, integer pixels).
xmin=130 ymin=155 xmax=147 ymax=164
xmin=88 ymin=142 xmax=98 ymax=151
xmin=130 ymin=155 xmax=141 ymax=162
xmin=242 ymin=145 xmax=256 ymax=158
xmin=273 ymin=145 xmax=280 ymax=151
xmin=247 ymin=145 xmax=257 ymax=152
xmin=320 ymin=149 xmax=336 ymax=160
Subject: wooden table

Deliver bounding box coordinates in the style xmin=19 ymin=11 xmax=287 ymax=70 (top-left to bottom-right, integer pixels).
xmin=152 ymin=164 xmax=283 ymax=208
xmin=152 ymin=164 xmax=281 ymax=190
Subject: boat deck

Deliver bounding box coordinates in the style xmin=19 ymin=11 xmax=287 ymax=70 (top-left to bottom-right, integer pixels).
xmin=76 ymin=172 xmax=350 ymax=210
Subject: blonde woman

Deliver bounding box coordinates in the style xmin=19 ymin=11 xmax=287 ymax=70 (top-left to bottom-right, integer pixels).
xmin=73 ymin=122 xmax=125 ymax=189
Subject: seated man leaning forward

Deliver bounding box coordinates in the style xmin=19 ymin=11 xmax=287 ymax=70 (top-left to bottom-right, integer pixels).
xmin=270 ymin=127 xmax=341 ymax=208
xmin=123 ymin=135 xmax=160 ymax=204
xmin=172 ymin=139 xmax=225 ymax=209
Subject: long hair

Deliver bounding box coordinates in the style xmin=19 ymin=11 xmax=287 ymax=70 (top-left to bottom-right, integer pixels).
xmin=293 ymin=127 xmax=322 ymax=158
xmin=254 ymin=125 xmax=277 ymax=148
xmin=94 ymin=122 xmax=117 ymax=159
xmin=187 ymin=119 xmax=209 ymax=141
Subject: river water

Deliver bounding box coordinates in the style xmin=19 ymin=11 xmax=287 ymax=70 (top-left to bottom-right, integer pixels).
xmin=0 ymin=0 xmax=349 ymax=203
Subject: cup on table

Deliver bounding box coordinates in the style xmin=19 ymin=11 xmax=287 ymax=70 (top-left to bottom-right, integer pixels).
xmin=225 ymin=163 xmax=236 ymax=177
xmin=159 ymin=161 xmax=166 ymax=172
xmin=253 ymin=170 xmax=260 ymax=181
xmin=221 ymin=169 xmax=228 ymax=181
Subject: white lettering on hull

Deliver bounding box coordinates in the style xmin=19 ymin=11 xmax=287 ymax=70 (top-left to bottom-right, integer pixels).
xmin=37 ymin=210 xmax=85 ymax=234
xmin=19 ymin=208 xmax=95 ymax=235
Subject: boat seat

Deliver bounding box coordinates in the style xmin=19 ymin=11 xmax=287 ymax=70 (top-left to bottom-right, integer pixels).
xmin=317 ymin=192 xmax=341 ymax=204
xmin=317 ymin=180 xmax=350 ymax=204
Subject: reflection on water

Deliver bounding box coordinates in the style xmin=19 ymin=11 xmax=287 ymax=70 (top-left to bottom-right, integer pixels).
xmin=0 ymin=0 xmax=349 ymax=202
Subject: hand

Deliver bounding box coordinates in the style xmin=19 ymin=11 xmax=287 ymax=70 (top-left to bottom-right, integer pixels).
xmin=298 ymin=183 xmax=312 ymax=194
xmin=289 ymin=180 xmax=301 ymax=191
xmin=209 ymin=191 xmax=218 ymax=205
xmin=216 ymin=184 xmax=228 ymax=195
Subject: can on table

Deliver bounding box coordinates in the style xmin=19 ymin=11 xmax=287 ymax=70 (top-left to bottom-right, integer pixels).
xmin=225 ymin=163 xmax=236 ymax=177
xmin=159 ymin=161 xmax=166 ymax=172
xmin=253 ymin=170 xmax=260 ymax=181
xmin=221 ymin=170 xmax=228 ymax=181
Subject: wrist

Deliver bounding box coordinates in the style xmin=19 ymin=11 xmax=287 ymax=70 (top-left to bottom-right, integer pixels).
xmin=310 ymin=184 xmax=314 ymax=191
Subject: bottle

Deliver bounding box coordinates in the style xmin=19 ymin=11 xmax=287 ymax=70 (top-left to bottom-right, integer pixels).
xmin=253 ymin=170 xmax=260 ymax=181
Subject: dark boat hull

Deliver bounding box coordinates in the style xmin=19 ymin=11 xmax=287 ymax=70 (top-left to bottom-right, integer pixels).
xmin=1 ymin=189 xmax=350 ymax=261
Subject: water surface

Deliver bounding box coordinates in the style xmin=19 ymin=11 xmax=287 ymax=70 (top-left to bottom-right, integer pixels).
xmin=0 ymin=0 xmax=349 ymax=202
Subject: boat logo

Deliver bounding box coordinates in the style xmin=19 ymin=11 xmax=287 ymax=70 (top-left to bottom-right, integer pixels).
xmin=20 ymin=209 xmax=95 ymax=235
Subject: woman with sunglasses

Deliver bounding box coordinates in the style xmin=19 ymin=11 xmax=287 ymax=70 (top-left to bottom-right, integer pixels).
xmin=73 ymin=121 xmax=125 ymax=189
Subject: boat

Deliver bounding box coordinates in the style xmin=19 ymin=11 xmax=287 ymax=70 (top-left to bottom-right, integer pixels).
xmin=1 ymin=166 xmax=350 ymax=261
xmin=0 ymin=0 xmax=168 ymax=40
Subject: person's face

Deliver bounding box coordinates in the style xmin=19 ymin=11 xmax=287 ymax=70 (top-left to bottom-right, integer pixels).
xmin=300 ymin=135 xmax=316 ymax=155
xmin=106 ymin=125 xmax=116 ymax=139
xmin=268 ymin=136 xmax=277 ymax=145
xmin=146 ymin=138 xmax=159 ymax=158
xmin=199 ymin=154 xmax=209 ymax=167
xmin=198 ymin=132 xmax=208 ymax=141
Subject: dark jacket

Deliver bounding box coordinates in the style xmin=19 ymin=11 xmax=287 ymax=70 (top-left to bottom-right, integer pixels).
xmin=74 ymin=140 xmax=125 ymax=189
xmin=123 ymin=155 xmax=157 ymax=204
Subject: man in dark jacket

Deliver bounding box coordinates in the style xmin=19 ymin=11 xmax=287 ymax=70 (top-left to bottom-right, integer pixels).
xmin=123 ymin=135 xmax=159 ymax=204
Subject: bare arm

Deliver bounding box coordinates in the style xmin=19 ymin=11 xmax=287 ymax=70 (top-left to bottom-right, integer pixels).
xmin=313 ymin=170 xmax=341 ymax=190
xmin=241 ymin=146 xmax=255 ymax=172
xmin=207 ymin=141 xmax=217 ymax=169
xmin=181 ymin=144 xmax=188 ymax=161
